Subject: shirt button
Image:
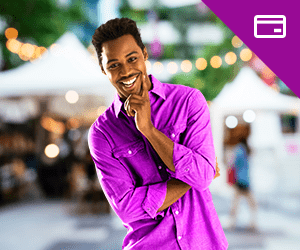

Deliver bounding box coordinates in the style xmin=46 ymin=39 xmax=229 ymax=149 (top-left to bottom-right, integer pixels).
xmin=178 ymin=236 xmax=182 ymax=240
xmin=185 ymin=168 xmax=189 ymax=172
xmin=171 ymin=133 xmax=176 ymax=138
xmin=158 ymin=166 xmax=162 ymax=169
xmin=128 ymin=150 xmax=132 ymax=154
xmin=175 ymin=211 xmax=179 ymax=215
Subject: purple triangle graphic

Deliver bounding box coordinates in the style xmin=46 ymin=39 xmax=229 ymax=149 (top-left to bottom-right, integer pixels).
xmin=202 ymin=0 xmax=300 ymax=98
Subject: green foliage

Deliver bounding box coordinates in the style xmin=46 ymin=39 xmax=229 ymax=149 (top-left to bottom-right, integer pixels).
xmin=171 ymin=12 xmax=242 ymax=101
xmin=0 ymin=0 xmax=87 ymax=71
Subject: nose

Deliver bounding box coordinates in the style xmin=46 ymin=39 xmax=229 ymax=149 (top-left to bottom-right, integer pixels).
xmin=120 ymin=63 xmax=132 ymax=77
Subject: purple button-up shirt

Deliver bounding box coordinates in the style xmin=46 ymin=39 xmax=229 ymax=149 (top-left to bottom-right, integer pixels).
xmin=88 ymin=75 xmax=228 ymax=250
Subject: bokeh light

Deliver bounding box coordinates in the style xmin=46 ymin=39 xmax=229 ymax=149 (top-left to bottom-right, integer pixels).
xmin=181 ymin=60 xmax=192 ymax=73
xmin=225 ymin=52 xmax=237 ymax=65
xmin=240 ymin=48 xmax=252 ymax=62
xmin=153 ymin=62 xmax=164 ymax=74
xmin=67 ymin=118 xmax=81 ymax=129
xmin=167 ymin=62 xmax=178 ymax=74
xmin=195 ymin=58 xmax=207 ymax=70
xmin=6 ymin=39 xmax=22 ymax=54
xmin=145 ymin=60 xmax=151 ymax=72
xmin=19 ymin=43 xmax=35 ymax=60
xmin=97 ymin=106 xmax=107 ymax=116
xmin=65 ymin=90 xmax=79 ymax=104
xmin=30 ymin=46 xmax=42 ymax=63
xmin=45 ymin=144 xmax=60 ymax=158
xmin=41 ymin=117 xmax=65 ymax=134
xmin=5 ymin=28 xmax=18 ymax=39
xmin=261 ymin=66 xmax=275 ymax=79
xmin=232 ymin=36 xmax=243 ymax=48
xmin=226 ymin=115 xmax=238 ymax=128
xmin=243 ymin=110 xmax=256 ymax=123
xmin=210 ymin=56 xmax=222 ymax=68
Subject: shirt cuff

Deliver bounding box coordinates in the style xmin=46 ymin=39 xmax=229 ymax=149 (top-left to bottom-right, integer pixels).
xmin=142 ymin=181 xmax=167 ymax=219
xmin=173 ymin=142 xmax=194 ymax=179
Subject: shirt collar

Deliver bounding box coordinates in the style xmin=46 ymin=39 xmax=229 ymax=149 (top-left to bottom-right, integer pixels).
xmin=113 ymin=74 xmax=166 ymax=118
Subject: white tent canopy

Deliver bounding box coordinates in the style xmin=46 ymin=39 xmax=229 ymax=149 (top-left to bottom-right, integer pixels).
xmin=211 ymin=67 xmax=300 ymax=113
xmin=0 ymin=32 xmax=115 ymax=103
xmin=209 ymin=67 xmax=300 ymax=197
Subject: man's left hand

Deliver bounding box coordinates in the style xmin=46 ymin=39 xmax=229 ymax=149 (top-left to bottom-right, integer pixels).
xmin=124 ymin=74 xmax=153 ymax=135
xmin=214 ymin=157 xmax=221 ymax=179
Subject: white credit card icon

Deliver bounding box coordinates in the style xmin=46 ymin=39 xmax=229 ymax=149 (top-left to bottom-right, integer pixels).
xmin=254 ymin=15 xmax=286 ymax=38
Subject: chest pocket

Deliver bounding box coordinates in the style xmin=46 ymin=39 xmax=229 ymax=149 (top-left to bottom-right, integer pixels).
xmin=160 ymin=124 xmax=187 ymax=144
xmin=112 ymin=140 xmax=145 ymax=159
xmin=112 ymin=140 xmax=159 ymax=185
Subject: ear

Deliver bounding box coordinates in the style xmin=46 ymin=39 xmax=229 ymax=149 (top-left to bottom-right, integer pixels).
xmin=143 ymin=47 xmax=148 ymax=61
xmin=100 ymin=64 xmax=106 ymax=75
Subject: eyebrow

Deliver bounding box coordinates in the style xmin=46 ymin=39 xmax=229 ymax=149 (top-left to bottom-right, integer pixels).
xmin=107 ymin=51 xmax=138 ymax=65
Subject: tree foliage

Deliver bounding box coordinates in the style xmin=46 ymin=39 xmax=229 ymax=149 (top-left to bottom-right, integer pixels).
xmin=0 ymin=0 xmax=87 ymax=71
xmin=171 ymin=12 xmax=243 ymax=101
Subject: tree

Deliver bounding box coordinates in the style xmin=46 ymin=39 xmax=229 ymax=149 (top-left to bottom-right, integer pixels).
xmin=171 ymin=11 xmax=243 ymax=101
xmin=0 ymin=0 xmax=87 ymax=71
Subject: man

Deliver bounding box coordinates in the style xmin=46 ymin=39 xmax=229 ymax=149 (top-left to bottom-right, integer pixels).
xmin=88 ymin=17 xmax=228 ymax=249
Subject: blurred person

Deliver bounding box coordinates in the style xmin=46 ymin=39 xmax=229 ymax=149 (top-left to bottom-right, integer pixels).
xmin=227 ymin=124 xmax=258 ymax=232
xmin=0 ymin=157 xmax=19 ymax=203
xmin=88 ymin=18 xmax=226 ymax=249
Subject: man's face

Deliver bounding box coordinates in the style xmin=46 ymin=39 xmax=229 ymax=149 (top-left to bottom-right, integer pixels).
xmin=101 ymin=34 xmax=150 ymax=102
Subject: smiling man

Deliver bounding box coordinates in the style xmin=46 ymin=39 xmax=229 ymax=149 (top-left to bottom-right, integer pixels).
xmin=88 ymin=18 xmax=227 ymax=250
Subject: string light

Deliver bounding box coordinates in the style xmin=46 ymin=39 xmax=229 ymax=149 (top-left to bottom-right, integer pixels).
xmin=153 ymin=62 xmax=164 ymax=74
xmin=5 ymin=28 xmax=18 ymax=39
xmin=240 ymin=48 xmax=252 ymax=62
xmin=232 ymin=36 xmax=243 ymax=48
xmin=210 ymin=56 xmax=222 ymax=68
xmin=19 ymin=43 xmax=35 ymax=59
xmin=145 ymin=60 xmax=151 ymax=72
xmin=181 ymin=60 xmax=192 ymax=73
xmin=225 ymin=52 xmax=237 ymax=65
xmin=167 ymin=62 xmax=178 ymax=74
xmin=195 ymin=58 xmax=207 ymax=70
xmin=6 ymin=39 xmax=22 ymax=54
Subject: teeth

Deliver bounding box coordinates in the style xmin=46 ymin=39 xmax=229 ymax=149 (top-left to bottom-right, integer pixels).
xmin=123 ymin=77 xmax=137 ymax=85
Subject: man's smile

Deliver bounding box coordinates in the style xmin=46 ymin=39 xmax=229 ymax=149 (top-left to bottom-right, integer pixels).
xmin=119 ymin=73 xmax=140 ymax=89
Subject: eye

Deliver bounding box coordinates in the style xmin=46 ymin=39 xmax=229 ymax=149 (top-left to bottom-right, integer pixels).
xmin=128 ymin=57 xmax=137 ymax=62
xmin=108 ymin=63 xmax=119 ymax=69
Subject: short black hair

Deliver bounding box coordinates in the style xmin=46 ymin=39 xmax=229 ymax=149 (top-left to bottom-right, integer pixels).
xmin=92 ymin=18 xmax=145 ymax=67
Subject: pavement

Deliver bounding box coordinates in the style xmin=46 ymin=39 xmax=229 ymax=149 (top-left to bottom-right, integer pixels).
xmin=0 ymin=193 xmax=300 ymax=250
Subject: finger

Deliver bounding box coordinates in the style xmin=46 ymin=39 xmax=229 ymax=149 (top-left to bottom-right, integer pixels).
xmin=141 ymin=74 xmax=149 ymax=98
xmin=127 ymin=104 xmax=136 ymax=117
xmin=124 ymin=94 xmax=131 ymax=113
xmin=124 ymin=95 xmax=136 ymax=117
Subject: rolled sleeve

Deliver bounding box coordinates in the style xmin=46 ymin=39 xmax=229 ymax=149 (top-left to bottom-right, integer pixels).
xmin=142 ymin=181 xmax=167 ymax=219
xmin=172 ymin=90 xmax=216 ymax=191
xmin=88 ymin=124 xmax=167 ymax=224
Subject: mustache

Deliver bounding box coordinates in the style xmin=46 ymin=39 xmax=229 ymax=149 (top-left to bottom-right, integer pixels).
xmin=118 ymin=73 xmax=139 ymax=83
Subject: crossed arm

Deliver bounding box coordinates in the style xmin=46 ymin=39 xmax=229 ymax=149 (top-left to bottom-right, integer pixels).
xmin=141 ymin=125 xmax=220 ymax=212
xmin=124 ymin=76 xmax=220 ymax=213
